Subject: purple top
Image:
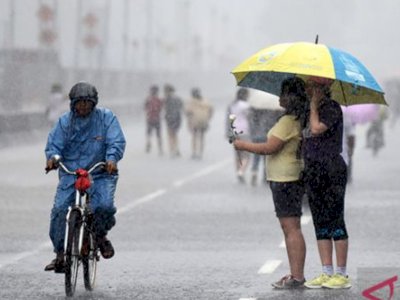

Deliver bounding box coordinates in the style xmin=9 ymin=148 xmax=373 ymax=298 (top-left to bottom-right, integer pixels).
xmin=302 ymin=98 xmax=343 ymax=162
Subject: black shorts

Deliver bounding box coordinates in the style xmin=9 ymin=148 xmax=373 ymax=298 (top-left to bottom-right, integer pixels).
xmin=269 ymin=181 xmax=305 ymax=218
xmin=147 ymin=121 xmax=161 ymax=135
xmin=303 ymin=156 xmax=348 ymax=240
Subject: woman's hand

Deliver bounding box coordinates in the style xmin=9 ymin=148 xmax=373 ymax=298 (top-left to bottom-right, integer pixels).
xmin=233 ymin=139 xmax=244 ymax=151
xmin=310 ymin=85 xmax=324 ymax=110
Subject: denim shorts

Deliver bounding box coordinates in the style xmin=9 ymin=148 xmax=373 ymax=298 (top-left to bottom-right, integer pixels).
xmin=269 ymin=181 xmax=305 ymax=218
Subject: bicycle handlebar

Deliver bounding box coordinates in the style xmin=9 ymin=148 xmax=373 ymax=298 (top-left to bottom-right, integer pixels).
xmin=47 ymin=154 xmax=106 ymax=175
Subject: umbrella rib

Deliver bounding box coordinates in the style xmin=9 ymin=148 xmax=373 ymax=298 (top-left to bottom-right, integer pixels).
xmin=339 ymin=81 xmax=348 ymax=106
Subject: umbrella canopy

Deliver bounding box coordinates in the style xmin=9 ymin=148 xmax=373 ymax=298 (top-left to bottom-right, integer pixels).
xmin=248 ymin=89 xmax=283 ymax=110
xmin=232 ymin=42 xmax=387 ymax=106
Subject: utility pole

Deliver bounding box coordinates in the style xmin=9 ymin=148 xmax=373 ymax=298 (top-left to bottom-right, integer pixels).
xmin=145 ymin=0 xmax=153 ymax=70
xmin=123 ymin=0 xmax=130 ymax=69
xmin=99 ymin=0 xmax=111 ymax=70
xmin=53 ymin=0 xmax=59 ymax=51
xmin=8 ymin=0 xmax=15 ymax=48
xmin=74 ymin=0 xmax=83 ymax=68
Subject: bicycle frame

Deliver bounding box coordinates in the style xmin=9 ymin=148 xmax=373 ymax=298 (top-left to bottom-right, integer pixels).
xmin=50 ymin=155 xmax=105 ymax=296
xmin=64 ymin=190 xmax=88 ymax=258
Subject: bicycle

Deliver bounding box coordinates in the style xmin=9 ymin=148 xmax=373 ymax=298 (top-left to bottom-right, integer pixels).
xmin=48 ymin=155 xmax=105 ymax=297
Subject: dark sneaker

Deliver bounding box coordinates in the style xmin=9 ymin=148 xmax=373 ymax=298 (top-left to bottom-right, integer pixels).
xmin=272 ymin=274 xmax=305 ymax=289
xmin=98 ymin=236 xmax=114 ymax=259
xmin=44 ymin=252 xmax=65 ymax=273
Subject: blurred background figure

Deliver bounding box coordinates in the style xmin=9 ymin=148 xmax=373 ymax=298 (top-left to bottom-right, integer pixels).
xmin=144 ymin=85 xmax=163 ymax=155
xmin=341 ymin=110 xmax=356 ymax=184
xmin=248 ymin=90 xmax=283 ymax=186
xmin=185 ymin=87 xmax=213 ymax=160
xmin=164 ymin=84 xmax=183 ymax=158
xmin=226 ymin=88 xmax=251 ymax=183
xmin=45 ymin=83 xmax=67 ymax=127
xmin=366 ymin=105 xmax=388 ymax=156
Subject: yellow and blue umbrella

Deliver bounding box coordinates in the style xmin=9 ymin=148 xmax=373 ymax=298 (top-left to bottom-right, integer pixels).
xmin=232 ymin=42 xmax=386 ymax=106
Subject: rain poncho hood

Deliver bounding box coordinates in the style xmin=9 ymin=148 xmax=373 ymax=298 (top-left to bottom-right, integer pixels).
xmin=45 ymin=106 xmax=126 ymax=174
xmin=69 ymin=82 xmax=99 ymax=111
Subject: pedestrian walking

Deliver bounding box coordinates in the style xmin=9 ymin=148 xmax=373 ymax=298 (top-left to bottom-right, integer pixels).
xmin=144 ymin=85 xmax=163 ymax=155
xmin=302 ymin=76 xmax=351 ymax=289
xmin=185 ymin=88 xmax=213 ymax=160
xmin=248 ymin=104 xmax=283 ymax=186
xmin=233 ymin=78 xmax=308 ymax=288
xmin=226 ymin=88 xmax=251 ymax=183
xmin=366 ymin=105 xmax=388 ymax=156
xmin=341 ymin=111 xmax=356 ymax=184
xmin=45 ymin=83 xmax=68 ymax=127
xmin=44 ymin=82 xmax=126 ymax=272
xmin=164 ymin=84 xmax=183 ymax=158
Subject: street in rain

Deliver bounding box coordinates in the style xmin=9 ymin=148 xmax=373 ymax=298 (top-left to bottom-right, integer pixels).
xmin=0 ymin=1 xmax=400 ymax=299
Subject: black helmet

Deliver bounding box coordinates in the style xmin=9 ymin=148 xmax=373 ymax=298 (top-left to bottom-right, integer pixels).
xmin=69 ymin=82 xmax=98 ymax=109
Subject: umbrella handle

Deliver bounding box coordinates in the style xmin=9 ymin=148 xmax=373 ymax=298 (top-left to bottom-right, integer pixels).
xmin=228 ymin=114 xmax=243 ymax=166
xmin=228 ymin=115 xmax=242 ymax=143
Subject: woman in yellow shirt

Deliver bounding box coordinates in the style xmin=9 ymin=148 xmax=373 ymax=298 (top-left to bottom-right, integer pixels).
xmin=233 ymin=77 xmax=307 ymax=289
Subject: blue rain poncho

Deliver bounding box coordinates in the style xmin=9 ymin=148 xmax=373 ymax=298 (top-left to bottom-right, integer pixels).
xmin=45 ymin=106 xmax=126 ymax=252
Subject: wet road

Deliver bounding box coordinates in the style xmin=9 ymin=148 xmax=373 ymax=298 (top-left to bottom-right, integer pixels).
xmin=0 ymin=106 xmax=399 ymax=299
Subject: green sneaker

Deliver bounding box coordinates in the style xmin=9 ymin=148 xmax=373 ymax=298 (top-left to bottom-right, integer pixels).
xmin=304 ymin=273 xmax=331 ymax=289
xmin=322 ymin=274 xmax=352 ymax=289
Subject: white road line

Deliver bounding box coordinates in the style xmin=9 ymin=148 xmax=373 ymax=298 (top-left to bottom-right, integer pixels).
xmin=0 ymin=159 xmax=229 ymax=270
xmin=173 ymin=159 xmax=230 ymax=187
xmin=257 ymin=259 xmax=282 ymax=274
xmin=117 ymin=189 xmax=167 ymax=214
xmin=0 ymin=241 xmax=52 ymax=269
xmin=301 ymin=215 xmax=312 ymax=225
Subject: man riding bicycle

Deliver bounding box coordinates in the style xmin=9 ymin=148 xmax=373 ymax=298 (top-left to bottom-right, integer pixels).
xmin=44 ymin=82 xmax=126 ymax=273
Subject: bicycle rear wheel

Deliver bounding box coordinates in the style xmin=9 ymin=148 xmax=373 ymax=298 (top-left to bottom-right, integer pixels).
xmin=82 ymin=228 xmax=98 ymax=291
xmin=65 ymin=210 xmax=82 ymax=297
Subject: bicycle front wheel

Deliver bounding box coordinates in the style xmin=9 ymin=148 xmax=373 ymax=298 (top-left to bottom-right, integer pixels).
xmin=82 ymin=228 xmax=98 ymax=291
xmin=65 ymin=210 xmax=82 ymax=297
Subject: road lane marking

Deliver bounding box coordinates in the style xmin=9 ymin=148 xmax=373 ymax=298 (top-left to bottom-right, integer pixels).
xmin=117 ymin=189 xmax=167 ymax=214
xmin=0 ymin=159 xmax=230 ymax=270
xmin=257 ymin=259 xmax=282 ymax=274
xmin=301 ymin=215 xmax=312 ymax=225
xmin=0 ymin=241 xmax=52 ymax=269
xmin=173 ymin=159 xmax=230 ymax=187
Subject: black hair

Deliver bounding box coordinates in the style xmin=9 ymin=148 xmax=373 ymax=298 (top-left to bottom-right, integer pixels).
xmin=280 ymin=77 xmax=308 ymax=126
xmin=236 ymin=87 xmax=249 ymax=100
xmin=280 ymin=77 xmax=308 ymax=159
xmin=281 ymin=77 xmax=308 ymax=119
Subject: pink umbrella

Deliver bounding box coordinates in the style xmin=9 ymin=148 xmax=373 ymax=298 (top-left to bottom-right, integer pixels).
xmin=341 ymin=104 xmax=380 ymax=124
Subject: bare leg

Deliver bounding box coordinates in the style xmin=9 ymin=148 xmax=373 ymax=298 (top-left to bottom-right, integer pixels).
xmin=199 ymin=130 xmax=205 ymax=159
xmin=279 ymin=217 xmax=306 ymax=280
xmin=167 ymin=128 xmax=174 ymax=156
xmin=317 ymin=239 xmax=334 ymax=266
xmin=192 ymin=129 xmax=197 ymax=158
xmin=334 ymin=239 xmax=348 ymax=267
xmin=156 ymin=126 xmax=163 ymax=155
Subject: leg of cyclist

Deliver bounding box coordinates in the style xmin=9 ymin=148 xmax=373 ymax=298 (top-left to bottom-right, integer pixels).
xmin=45 ymin=185 xmax=75 ymax=272
xmin=89 ymin=173 xmax=118 ymax=259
